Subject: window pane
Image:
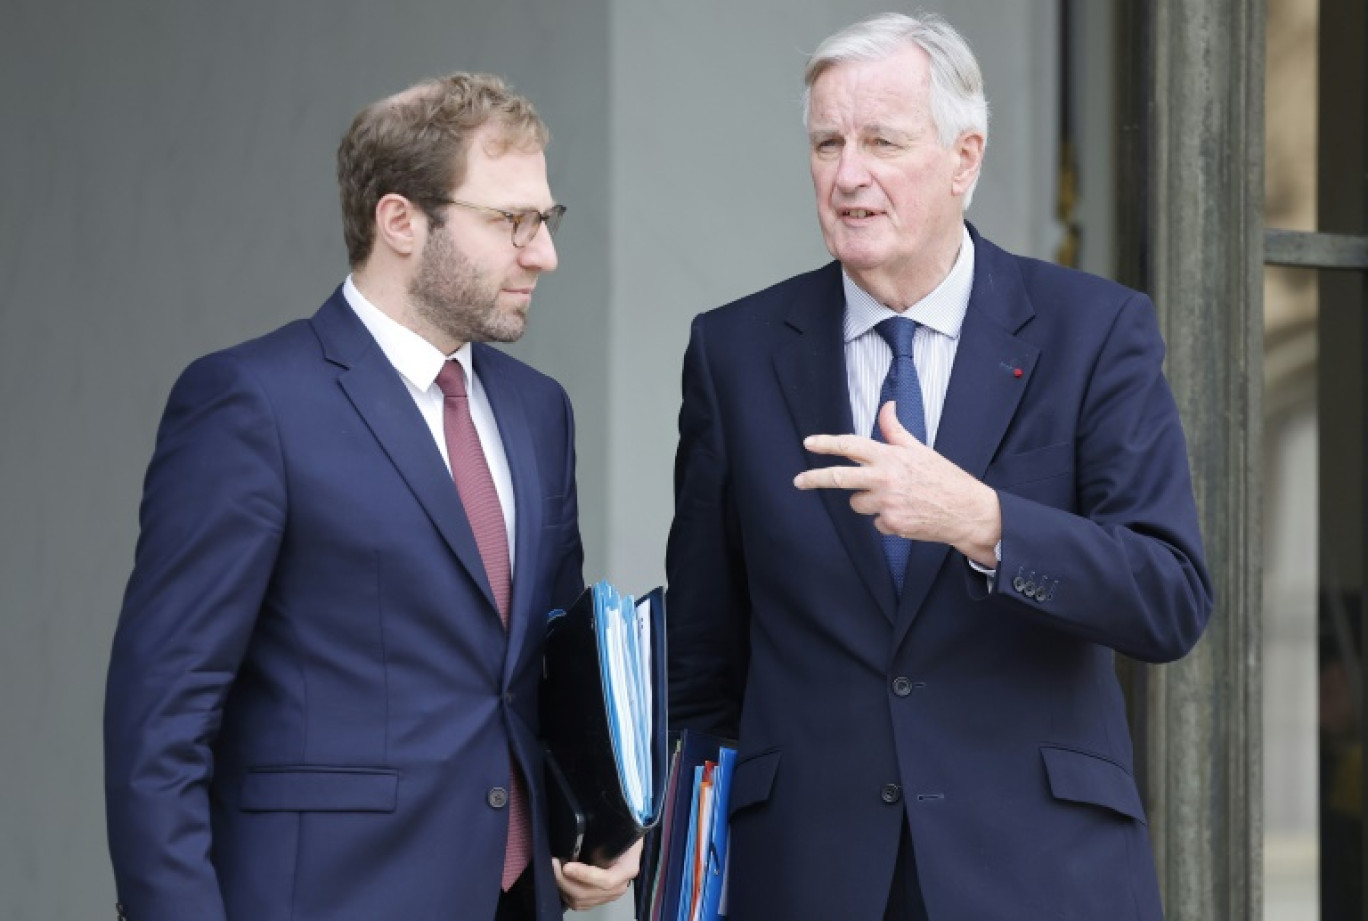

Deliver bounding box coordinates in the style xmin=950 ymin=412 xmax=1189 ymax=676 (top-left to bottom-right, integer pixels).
xmin=1264 ymin=266 xmax=1320 ymax=920
xmin=1263 ymin=0 xmax=1320 ymax=914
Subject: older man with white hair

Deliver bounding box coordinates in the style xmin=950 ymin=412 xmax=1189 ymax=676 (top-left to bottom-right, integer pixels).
xmin=665 ymin=12 xmax=1212 ymax=920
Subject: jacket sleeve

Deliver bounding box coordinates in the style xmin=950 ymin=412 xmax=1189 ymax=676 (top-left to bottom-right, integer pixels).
xmin=104 ymin=352 xmax=286 ymax=920
xmin=665 ymin=316 xmax=751 ymax=738
xmin=993 ymin=293 xmax=1214 ymax=662
xmin=549 ymin=385 xmax=586 ymax=611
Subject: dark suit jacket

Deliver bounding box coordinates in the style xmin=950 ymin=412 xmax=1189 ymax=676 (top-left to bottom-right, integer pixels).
xmin=104 ymin=288 xmax=584 ymax=920
xmin=665 ymin=228 xmax=1213 ymax=920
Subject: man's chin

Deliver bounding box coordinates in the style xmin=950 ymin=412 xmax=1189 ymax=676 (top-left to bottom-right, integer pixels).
xmin=480 ymin=313 xmax=528 ymax=343
xmin=831 ymin=242 xmax=890 ymax=268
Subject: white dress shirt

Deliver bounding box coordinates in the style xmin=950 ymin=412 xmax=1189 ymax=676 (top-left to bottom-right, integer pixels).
xmin=343 ymin=276 xmax=517 ymax=570
xmin=843 ymin=225 xmax=975 ymax=447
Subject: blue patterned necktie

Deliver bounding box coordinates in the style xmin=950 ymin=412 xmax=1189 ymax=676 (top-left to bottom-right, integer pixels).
xmin=873 ymin=317 xmax=926 ymax=594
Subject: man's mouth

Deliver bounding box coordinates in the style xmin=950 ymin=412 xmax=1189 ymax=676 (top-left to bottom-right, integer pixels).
xmin=840 ymin=208 xmax=882 ymax=219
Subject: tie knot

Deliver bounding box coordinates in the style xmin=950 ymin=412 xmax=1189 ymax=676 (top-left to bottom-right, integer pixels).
xmin=875 ymin=317 xmax=919 ymax=358
xmin=435 ymin=360 xmax=468 ymax=399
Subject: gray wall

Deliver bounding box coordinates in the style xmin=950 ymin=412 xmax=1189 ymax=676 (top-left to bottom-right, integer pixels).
xmin=0 ymin=2 xmax=1056 ymax=918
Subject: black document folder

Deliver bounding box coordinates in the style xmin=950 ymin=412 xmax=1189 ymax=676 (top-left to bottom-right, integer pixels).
xmin=540 ymin=582 xmax=668 ymax=867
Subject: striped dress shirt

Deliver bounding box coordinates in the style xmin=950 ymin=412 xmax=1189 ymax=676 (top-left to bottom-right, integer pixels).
xmin=843 ymin=226 xmax=976 ymax=448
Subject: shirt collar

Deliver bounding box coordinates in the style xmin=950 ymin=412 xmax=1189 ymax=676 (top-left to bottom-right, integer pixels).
xmin=342 ymin=275 xmax=473 ymax=390
xmin=842 ymin=225 xmax=975 ymax=343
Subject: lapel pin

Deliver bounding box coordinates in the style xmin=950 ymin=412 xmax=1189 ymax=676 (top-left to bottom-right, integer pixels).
xmin=999 ymin=360 xmax=1024 ymax=378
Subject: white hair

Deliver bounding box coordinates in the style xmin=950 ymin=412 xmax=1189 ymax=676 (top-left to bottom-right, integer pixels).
xmin=802 ymin=11 xmax=990 ymax=205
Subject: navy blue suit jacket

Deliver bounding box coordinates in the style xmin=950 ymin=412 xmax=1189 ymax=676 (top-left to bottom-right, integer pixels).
xmin=665 ymin=229 xmax=1213 ymax=920
xmin=105 ymin=289 xmax=584 ymax=920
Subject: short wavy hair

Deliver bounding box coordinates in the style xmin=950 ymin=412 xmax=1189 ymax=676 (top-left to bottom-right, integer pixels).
xmin=803 ymin=12 xmax=989 ymax=205
xmin=337 ymin=72 xmax=549 ymax=267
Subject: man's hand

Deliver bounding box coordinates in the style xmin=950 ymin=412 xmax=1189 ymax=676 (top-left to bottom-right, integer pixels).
xmin=553 ymin=837 xmax=643 ymax=912
xmin=794 ymin=401 xmax=1001 ymax=567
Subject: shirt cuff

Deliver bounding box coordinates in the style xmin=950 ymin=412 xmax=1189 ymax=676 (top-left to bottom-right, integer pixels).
xmin=966 ymin=539 xmax=1001 ymax=588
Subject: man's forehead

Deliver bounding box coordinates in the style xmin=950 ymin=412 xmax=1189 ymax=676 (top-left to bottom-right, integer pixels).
xmin=456 ymin=141 xmax=553 ymax=204
xmin=465 ymin=122 xmax=538 ymax=157
xmin=808 ymin=117 xmax=916 ymax=136
xmin=808 ymin=94 xmax=927 ymax=134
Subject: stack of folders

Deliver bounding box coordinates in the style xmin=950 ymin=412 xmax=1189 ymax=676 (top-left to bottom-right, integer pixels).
xmin=540 ymin=581 xmax=668 ymax=867
xmin=638 ymin=729 xmax=738 ymax=921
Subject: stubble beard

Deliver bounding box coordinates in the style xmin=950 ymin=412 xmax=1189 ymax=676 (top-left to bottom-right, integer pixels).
xmin=409 ymin=224 xmax=528 ymax=346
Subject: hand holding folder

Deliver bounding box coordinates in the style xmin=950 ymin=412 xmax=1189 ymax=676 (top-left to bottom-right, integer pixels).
xmin=540 ymin=581 xmax=668 ymax=867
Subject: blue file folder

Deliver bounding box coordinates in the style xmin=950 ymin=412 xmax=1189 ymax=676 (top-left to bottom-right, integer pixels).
xmin=541 ymin=581 xmax=668 ymax=866
xmin=642 ymin=729 xmax=737 ymax=921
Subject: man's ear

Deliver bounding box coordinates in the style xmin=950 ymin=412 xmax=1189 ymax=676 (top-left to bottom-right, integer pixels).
xmin=373 ymin=193 xmax=425 ymax=257
xmin=950 ymin=130 xmax=985 ymax=196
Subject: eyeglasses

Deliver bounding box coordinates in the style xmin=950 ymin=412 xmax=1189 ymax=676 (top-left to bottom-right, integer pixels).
xmin=439 ymin=199 xmax=566 ymax=248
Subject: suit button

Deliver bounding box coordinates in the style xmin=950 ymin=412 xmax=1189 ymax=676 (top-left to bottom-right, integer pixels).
xmin=891 ymin=676 xmax=913 ymax=697
xmin=880 ymin=783 xmax=902 ymax=804
xmin=504 ymin=691 xmax=515 ymax=704
xmin=487 ymin=786 xmax=509 ymax=809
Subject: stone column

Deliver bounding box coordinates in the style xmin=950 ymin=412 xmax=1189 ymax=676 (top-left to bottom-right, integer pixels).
xmin=1116 ymin=1 xmax=1265 ymax=919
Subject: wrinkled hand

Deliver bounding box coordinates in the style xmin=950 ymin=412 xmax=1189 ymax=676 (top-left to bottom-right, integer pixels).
xmin=793 ymin=401 xmax=1000 ymax=566
xmin=553 ymin=837 xmax=643 ymax=912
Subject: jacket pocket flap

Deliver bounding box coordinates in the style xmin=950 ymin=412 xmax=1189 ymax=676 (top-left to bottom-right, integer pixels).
xmin=1041 ymin=746 xmax=1146 ymax=823
xmin=241 ymin=766 xmax=399 ymax=813
xmin=984 ymin=442 xmax=1074 ymax=488
xmin=728 ymin=748 xmax=780 ymax=816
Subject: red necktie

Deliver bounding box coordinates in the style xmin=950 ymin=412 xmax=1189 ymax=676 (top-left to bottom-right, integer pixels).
xmin=435 ymin=360 xmax=530 ymax=890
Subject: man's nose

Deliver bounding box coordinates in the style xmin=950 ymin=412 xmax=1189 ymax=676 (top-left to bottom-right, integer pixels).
xmin=835 ymin=147 xmax=872 ymax=192
xmin=519 ymin=222 xmax=559 ymax=273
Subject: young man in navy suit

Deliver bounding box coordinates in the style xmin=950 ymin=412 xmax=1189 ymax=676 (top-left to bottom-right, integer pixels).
xmin=666 ymin=13 xmax=1213 ymax=920
xmin=105 ymin=73 xmax=639 ymax=921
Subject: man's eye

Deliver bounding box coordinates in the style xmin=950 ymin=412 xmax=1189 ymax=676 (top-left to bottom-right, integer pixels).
xmin=815 ymin=138 xmax=842 ymax=152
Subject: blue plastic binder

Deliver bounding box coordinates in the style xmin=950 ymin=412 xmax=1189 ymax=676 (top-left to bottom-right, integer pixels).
xmin=541 ymin=581 xmax=668 ymax=866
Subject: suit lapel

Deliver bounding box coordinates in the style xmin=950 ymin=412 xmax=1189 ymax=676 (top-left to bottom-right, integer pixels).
xmin=893 ymin=232 xmax=1040 ymax=646
xmin=312 ymin=292 xmax=502 ymax=616
xmin=473 ymin=343 xmax=543 ymax=673
xmin=773 ymin=263 xmax=900 ymax=620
